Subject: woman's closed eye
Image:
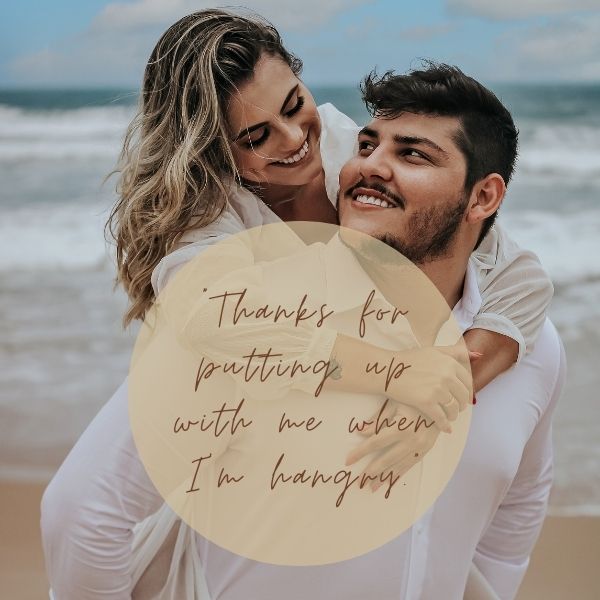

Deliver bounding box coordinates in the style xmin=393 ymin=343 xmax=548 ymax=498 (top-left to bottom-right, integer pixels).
xmin=285 ymin=95 xmax=305 ymax=117
xmin=243 ymin=96 xmax=305 ymax=149
xmin=245 ymin=128 xmax=270 ymax=149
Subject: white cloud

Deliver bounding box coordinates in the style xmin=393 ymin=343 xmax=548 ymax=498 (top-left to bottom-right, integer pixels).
xmin=9 ymin=0 xmax=371 ymax=85
xmin=9 ymin=28 xmax=158 ymax=86
xmin=448 ymin=0 xmax=599 ymax=20
xmin=93 ymin=0 xmax=371 ymax=32
xmin=492 ymin=14 xmax=600 ymax=81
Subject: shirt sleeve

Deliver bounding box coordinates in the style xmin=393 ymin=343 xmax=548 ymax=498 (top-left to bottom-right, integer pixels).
xmin=40 ymin=379 xmax=164 ymax=599
xmin=469 ymin=222 xmax=554 ymax=364
xmin=472 ymin=322 xmax=567 ymax=599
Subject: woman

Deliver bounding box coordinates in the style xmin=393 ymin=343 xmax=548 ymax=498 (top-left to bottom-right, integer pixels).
xmin=42 ymin=9 xmax=552 ymax=599
xmin=109 ymin=9 xmax=541 ymax=384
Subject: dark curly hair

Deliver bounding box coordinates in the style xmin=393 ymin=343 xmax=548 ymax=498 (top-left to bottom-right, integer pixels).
xmin=361 ymin=62 xmax=518 ymax=246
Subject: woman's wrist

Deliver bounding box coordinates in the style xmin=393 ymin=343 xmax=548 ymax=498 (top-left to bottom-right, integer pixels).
xmin=326 ymin=333 xmax=395 ymax=395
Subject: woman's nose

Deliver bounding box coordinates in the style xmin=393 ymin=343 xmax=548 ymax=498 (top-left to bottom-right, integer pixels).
xmin=280 ymin=122 xmax=305 ymax=153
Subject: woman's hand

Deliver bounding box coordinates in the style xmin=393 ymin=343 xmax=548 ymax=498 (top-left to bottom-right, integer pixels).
xmin=345 ymin=399 xmax=440 ymax=487
xmin=343 ymin=348 xmax=480 ymax=483
xmin=380 ymin=345 xmax=473 ymax=433
xmin=326 ymin=335 xmax=475 ymax=433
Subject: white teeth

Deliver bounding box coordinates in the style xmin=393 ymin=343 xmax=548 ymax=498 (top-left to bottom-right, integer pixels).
xmin=355 ymin=194 xmax=393 ymax=208
xmin=277 ymin=140 xmax=309 ymax=164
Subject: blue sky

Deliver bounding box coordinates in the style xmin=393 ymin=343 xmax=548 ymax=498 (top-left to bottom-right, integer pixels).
xmin=1 ymin=0 xmax=599 ymax=87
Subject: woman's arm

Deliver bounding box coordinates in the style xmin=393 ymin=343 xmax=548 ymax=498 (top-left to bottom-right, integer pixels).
xmin=463 ymin=329 xmax=517 ymax=393
xmin=326 ymin=333 xmax=472 ymax=432
xmin=161 ymin=231 xmax=471 ymax=431
xmin=467 ymin=222 xmax=554 ymax=390
xmin=344 ymin=224 xmax=554 ymax=473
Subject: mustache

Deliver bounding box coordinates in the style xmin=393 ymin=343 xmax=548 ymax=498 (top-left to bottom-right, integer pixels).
xmin=346 ymin=180 xmax=405 ymax=209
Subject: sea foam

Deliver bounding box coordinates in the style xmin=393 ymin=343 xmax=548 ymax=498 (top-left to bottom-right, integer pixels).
xmin=0 ymin=104 xmax=134 ymax=160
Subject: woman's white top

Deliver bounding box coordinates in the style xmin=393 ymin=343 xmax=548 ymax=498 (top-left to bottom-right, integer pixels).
xmin=41 ymin=104 xmax=555 ymax=599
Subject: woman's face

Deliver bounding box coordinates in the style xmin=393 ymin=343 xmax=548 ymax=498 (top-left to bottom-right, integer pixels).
xmin=227 ymin=53 xmax=323 ymax=187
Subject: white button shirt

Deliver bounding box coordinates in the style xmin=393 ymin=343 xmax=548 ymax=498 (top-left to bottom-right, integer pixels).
xmin=42 ymin=236 xmax=565 ymax=600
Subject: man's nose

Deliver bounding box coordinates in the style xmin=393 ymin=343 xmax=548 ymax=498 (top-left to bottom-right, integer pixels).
xmin=359 ymin=151 xmax=392 ymax=181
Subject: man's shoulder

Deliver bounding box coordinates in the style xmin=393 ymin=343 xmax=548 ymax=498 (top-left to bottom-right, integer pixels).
xmin=529 ymin=318 xmax=564 ymax=373
xmin=523 ymin=317 xmax=567 ymax=406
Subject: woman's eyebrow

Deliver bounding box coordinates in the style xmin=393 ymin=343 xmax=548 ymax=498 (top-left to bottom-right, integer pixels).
xmin=234 ymin=84 xmax=300 ymax=142
xmin=279 ymin=84 xmax=299 ymax=113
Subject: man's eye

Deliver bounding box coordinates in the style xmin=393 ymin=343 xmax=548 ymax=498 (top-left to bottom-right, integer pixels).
xmin=403 ymin=148 xmax=427 ymax=160
xmin=285 ymin=96 xmax=305 ymax=117
xmin=358 ymin=141 xmax=374 ymax=153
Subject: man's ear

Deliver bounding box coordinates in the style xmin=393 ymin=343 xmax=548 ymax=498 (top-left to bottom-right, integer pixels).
xmin=466 ymin=173 xmax=505 ymax=225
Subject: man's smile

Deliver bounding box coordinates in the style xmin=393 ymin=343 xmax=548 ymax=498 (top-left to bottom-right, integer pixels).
xmin=348 ymin=183 xmax=404 ymax=210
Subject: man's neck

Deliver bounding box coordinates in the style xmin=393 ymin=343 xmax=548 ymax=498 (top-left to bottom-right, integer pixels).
xmin=352 ymin=242 xmax=471 ymax=346
xmin=418 ymin=250 xmax=470 ymax=310
xmin=369 ymin=244 xmax=471 ymax=311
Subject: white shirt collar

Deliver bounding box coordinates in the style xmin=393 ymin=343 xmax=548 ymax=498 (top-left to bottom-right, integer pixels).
xmin=452 ymin=260 xmax=482 ymax=332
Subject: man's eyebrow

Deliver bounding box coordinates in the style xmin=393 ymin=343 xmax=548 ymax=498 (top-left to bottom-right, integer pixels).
xmin=234 ymin=84 xmax=299 ymax=142
xmin=358 ymin=127 xmax=449 ymax=157
xmin=358 ymin=126 xmax=378 ymax=139
xmin=393 ymin=134 xmax=449 ymax=157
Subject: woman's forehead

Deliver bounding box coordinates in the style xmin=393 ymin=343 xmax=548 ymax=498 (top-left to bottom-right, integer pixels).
xmin=226 ymin=55 xmax=299 ymax=130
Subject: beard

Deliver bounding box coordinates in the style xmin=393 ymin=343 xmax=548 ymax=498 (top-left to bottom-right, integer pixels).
xmin=377 ymin=194 xmax=469 ymax=265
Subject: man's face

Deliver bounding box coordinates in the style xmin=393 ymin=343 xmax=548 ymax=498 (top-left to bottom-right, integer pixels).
xmin=337 ymin=112 xmax=470 ymax=264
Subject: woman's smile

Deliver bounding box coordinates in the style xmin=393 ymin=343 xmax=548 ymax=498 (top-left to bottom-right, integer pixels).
xmin=272 ymin=132 xmax=311 ymax=167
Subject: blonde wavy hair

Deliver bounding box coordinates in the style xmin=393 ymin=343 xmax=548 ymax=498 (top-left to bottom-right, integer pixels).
xmin=106 ymin=9 xmax=302 ymax=325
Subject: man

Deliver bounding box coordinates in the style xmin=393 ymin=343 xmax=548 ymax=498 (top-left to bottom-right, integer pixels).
xmin=44 ymin=64 xmax=564 ymax=600
xmin=333 ymin=64 xmax=565 ymax=599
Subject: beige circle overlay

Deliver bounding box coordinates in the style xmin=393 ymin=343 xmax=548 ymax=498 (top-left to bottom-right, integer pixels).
xmin=129 ymin=222 xmax=472 ymax=566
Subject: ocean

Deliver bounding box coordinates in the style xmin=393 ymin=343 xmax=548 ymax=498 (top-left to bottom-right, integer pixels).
xmin=0 ymin=85 xmax=598 ymax=514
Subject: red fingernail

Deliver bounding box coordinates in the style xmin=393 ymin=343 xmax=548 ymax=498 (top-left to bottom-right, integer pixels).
xmin=472 ymin=396 xmax=477 ymax=405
